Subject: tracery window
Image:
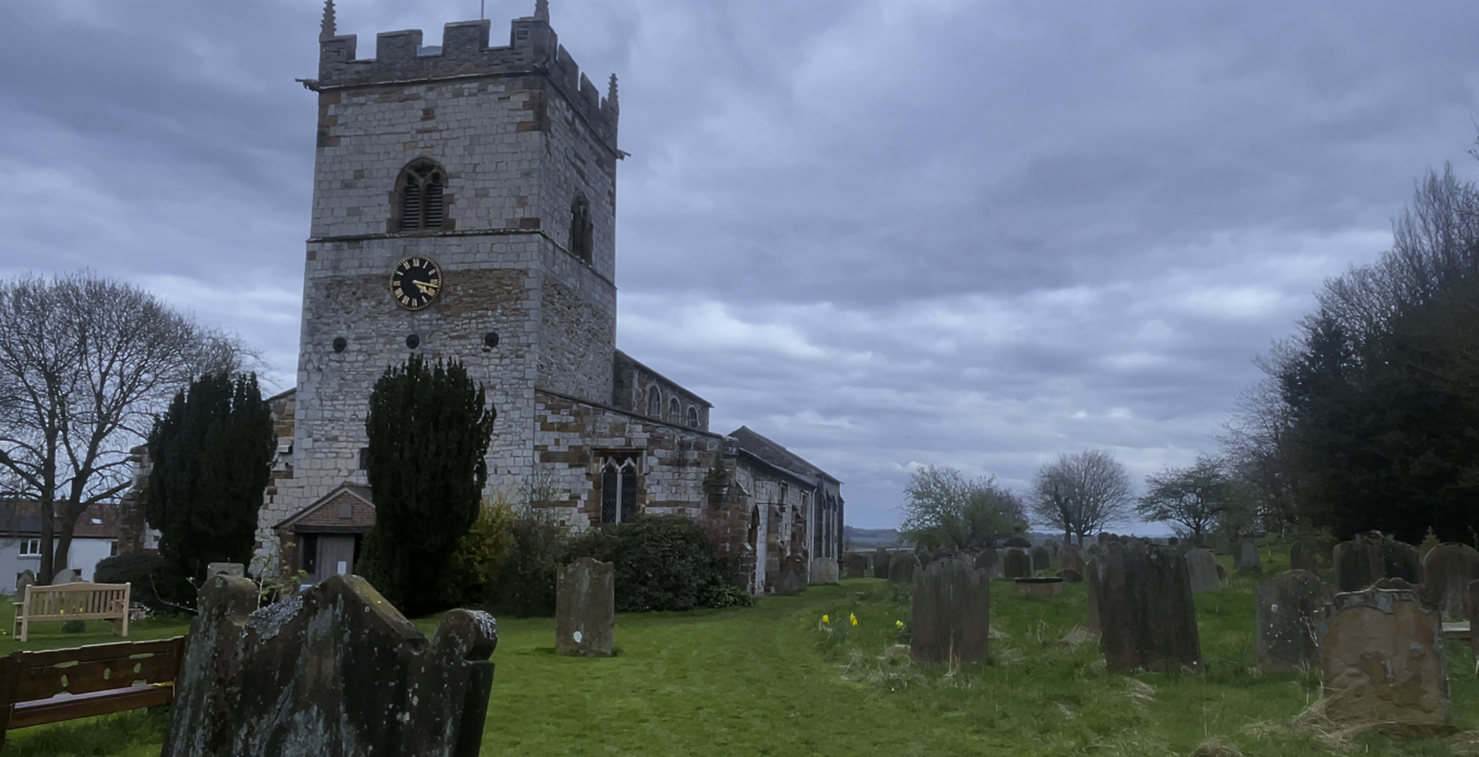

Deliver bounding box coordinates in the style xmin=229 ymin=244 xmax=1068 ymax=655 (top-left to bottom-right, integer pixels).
xmin=669 ymin=398 xmax=681 ymax=424
xmin=686 ymin=406 xmax=699 ymax=428
xmin=397 ymin=159 xmax=446 ymax=230
xmin=599 ymin=457 xmax=639 ymax=525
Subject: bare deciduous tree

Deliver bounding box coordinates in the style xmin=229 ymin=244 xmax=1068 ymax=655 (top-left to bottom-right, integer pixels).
xmin=0 ymin=272 xmax=255 ymax=582
xmin=1029 ymin=449 xmax=1133 ymax=545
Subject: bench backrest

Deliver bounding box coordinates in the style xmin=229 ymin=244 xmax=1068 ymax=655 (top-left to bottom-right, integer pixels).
xmin=3 ymin=637 xmax=186 ymax=701
xmin=22 ymin=583 xmax=130 ymax=620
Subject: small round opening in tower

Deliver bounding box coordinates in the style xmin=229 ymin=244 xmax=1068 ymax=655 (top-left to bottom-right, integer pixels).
xmin=406 ymin=334 xmax=421 ymax=349
xmin=484 ymin=332 xmax=499 ymax=348
xmin=332 ymin=337 xmax=347 ymax=353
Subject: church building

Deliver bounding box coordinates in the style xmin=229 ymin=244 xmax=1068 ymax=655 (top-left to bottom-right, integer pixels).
xmin=227 ymin=2 xmax=845 ymax=595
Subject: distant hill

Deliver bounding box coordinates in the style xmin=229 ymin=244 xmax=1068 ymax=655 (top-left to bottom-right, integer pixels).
xmin=843 ymin=526 xmax=904 ymax=551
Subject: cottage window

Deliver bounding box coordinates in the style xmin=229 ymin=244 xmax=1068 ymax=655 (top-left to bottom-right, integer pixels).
xmin=397 ymin=159 xmax=446 ymax=230
xmin=18 ymin=538 xmax=40 ymax=557
xmin=569 ymin=194 xmax=593 ymax=263
xmin=646 ymin=386 xmax=661 ymax=417
xmin=686 ymin=406 xmax=699 ymax=428
xmin=599 ymin=458 xmax=639 ymax=525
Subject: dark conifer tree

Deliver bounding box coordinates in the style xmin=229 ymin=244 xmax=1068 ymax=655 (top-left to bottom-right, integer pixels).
xmin=359 ymin=355 xmax=495 ymax=616
xmin=145 ymin=372 xmax=274 ymax=599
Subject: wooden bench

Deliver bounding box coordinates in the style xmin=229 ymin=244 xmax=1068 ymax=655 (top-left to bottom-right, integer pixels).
xmin=13 ymin=582 xmax=131 ymax=642
xmin=0 ymin=636 xmax=187 ymax=748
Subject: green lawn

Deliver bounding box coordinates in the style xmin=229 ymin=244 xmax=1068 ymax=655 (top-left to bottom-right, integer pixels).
xmin=7 ymin=549 xmax=1479 ymax=756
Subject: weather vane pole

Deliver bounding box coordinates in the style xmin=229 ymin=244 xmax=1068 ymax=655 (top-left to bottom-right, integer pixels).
xmin=481 ymin=1 xmax=485 ymax=19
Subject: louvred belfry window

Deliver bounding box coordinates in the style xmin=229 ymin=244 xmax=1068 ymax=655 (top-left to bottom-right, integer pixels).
xmin=398 ymin=160 xmax=446 ymax=230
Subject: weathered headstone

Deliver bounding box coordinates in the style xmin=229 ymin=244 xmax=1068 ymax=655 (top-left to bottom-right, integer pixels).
xmin=1333 ymin=531 xmax=1423 ymax=592
xmin=1002 ymin=548 xmax=1031 ymax=579
xmin=207 ymin=562 xmax=245 ymax=579
xmin=14 ymin=569 xmax=34 ymax=595
xmin=556 ymin=557 xmax=614 ymax=657
xmin=1420 ymin=543 xmax=1479 ymax=620
xmin=1184 ymin=549 xmax=1221 ymax=594
xmin=1315 ymin=586 xmax=1448 ymax=729
xmin=162 ymin=574 xmax=496 ymax=757
xmin=52 ymin=568 xmax=76 ymax=585
xmin=872 ymin=549 xmax=892 ymax=579
xmin=1289 ymin=540 xmax=1318 ymax=573
xmin=809 ymin=557 xmax=839 ymax=585
xmin=844 ymin=552 xmax=869 ymax=579
xmin=1061 ymin=548 xmax=1085 ymax=577
xmin=974 ymin=548 xmax=1000 ymax=578
xmin=1087 ymin=539 xmax=1201 ymax=673
xmin=1234 ymin=541 xmax=1263 ymax=575
xmin=888 ymin=552 xmax=919 ymax=585
xmin=772 ymin=555 xmax=808 ymax=595
xmin=1059 ymin=569 xmax=1083 ymax=583
xmin=1029 ymin=545 xmax=1051 ymax=572
xmin=911 ymin=558 xmax=990 ymax=664
xmin=1255 ymin=570 xmax=1331 ymax=672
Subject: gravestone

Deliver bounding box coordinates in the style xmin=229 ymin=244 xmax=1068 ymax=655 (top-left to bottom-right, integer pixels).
xmin=1234 ymin=542 xmax=1263 ymax=575
xmin=1002 ymin=549 xmax=1031 ymax=580
xmin=1316 ymin=586 xmax=1448 ymax=729
xmin=911 ymin=558 xmax=990 ymax=664
xmin=873 ymin=549 xmax=892 ymax=579
xmin=888 ymin=552 xmax=919 ymax=586
xmin=1087 ymin=539 xmax=1201 ymax=673
xmin=974 ymin=548 xmax=1000 ymax=577
xmin=1289 ymin=540 xmax=1318 ymax=573
xmin=52 ymin=568 xmax=76 ymax=585
xmin=556 ymin=557 xmax=614 ymax=657
xmin=208 ymin=562 xmax=245 ymax=579
xmin=1059 ymin=569 xmax=1083 ymax=583
xmin=773 ymin=555 xmax=808 ymax=595
xmin=1255 ymin=570 xmax=1332 ymax=672
xmin=1419 ymin=527 xmax=1441 ymax=560
xmin=1061 ymin=548 xmax=1085 ymax=577
xmin=162 ymin=574 xmax=496 ymax=757
xmin=809 ymin=557 xmax=839 ymax=585
xmin=14 ymin=569 xmax=34 ymax=595
xmin=1333 ymin=531 xmax=1423 ymax=592
xmin=1029 ymin=545 xmax=1051 ymax=572
xmin=1420 ymin=543 xmax=1479 ymax=620
xmin=844 ymin=552 xmax=869 ymax=579
xmin=1183 ymin=549 xmax=1221 ymax=594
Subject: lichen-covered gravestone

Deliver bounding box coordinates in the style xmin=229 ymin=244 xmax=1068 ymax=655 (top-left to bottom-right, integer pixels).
xmin=1255 ymin=569 xmax=1332 ymax=672
xmin=773 ymin=555 xmax=808 ymax=595
xmin=1289 ymin=540 xmax=1318 ymax=573
xmin=162 ymin=574 xmax=496 ymax=757
xmin=844 ymin=553 xmax=869 ymax=579
xmin=1183 ymin=549 xmax=1221 ymax=594
xmin=556 ymin=557 xmax=614 ymax=657
xmin=1234 ymin=541 xmax=1262 ymax=575
xmin=809 ymin=557 xmax=839 ymax=585
xmin=1420 ymin=543 xmax=1479 ymax=620
xmin=1315 ymin=586 xmax=1448 ymax=730
xmin=1333 ymin=531 xmax=1422 ymax=592
xmin=872 ymin=549 xmax=892 ymax=580
xmin=888 ymin=552 xmax=919 ymax=585
xmin=14 ymin=569 xmax=33 ymax=595
xmin=1030 ymin=545 xmax=1051 ymax=572
xmin=1087 ymin=539 xmax=1201 ymax=673
xmin=1002 ymin=549 xmax=1031 ymax=580
xmin=911 ymin=558 xmax=989 ymax=664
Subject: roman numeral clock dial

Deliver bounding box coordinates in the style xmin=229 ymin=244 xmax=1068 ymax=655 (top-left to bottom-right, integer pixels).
xmin=390 ymin=256 xmax=443 ymax=310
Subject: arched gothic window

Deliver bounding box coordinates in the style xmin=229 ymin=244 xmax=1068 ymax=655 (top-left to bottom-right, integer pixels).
xmin=599 ymin=458 xmax=639 ymax=525
xmin=668 ymin=398 xmax=681 ymax=423
xmin=569 ymin=194 xmax=593 ymax=263
xmin=646 ymin=386 xmax=661 ymax=417
xmin=686 ymin=406 xmax=699 ymax=429
xmin=397 ymin=159 xmax=446 ymax=230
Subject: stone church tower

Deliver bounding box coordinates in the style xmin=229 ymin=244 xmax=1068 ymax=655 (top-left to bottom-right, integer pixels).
xmin=263 ymin=1 xmax=623 ymax=527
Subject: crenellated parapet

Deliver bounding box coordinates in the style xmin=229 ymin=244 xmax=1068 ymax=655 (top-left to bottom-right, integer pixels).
xmin=313 ymin=3 xmax=618 ymax=149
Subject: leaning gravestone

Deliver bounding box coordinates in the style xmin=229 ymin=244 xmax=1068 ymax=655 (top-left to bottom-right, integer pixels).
xmin=1289 ymin=540 xmax=1318 ymax=573
xmin=873 ymin=549 xmax=892 ymax=579
xmin=809 ymin=557 xmax=839 ymax=585
xmin=1030 ymin=545 xmax=1051 ymax=572
xmin=1315 ymin=585 xmax=1448 ymax=730
xmin=1333 ymin=531 xmax=1422 ymax=592
xmin=1255 ymin=570 xmax=1331 ymax=672
xmin=1183 ymin=549 xmax=1221 ymax=594
xmin=1087 ymin=539 xmax=1201 ymax=673
xmin=556 ymin=557 xmax=614 ymax=657
xmin=911 ymin=557 xmax=990 ymax=664
xmin=844 ymin=552 xmax=869 ymax=579
xmin=1002 ymin=549 xmax=1031 ymax=579
xmin=14 ymin=569 xmax=34 ymax=595
xmin=974 ymin=548 xmax=1000 ymax=578
xmin=773 ymin=555 xmax=808 ymax=595
xmin=1234 ymin=542 xmax=1263 ymax=575
xmin=888 ymin=552 xmax=919 ymax=586
xmin=1420 ymin=543 xmax=1479 ymax=620
xmin=162 ymin=574 xmax=496 ymax=757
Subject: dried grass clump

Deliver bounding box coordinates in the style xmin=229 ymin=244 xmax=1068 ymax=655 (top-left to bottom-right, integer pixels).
xmin=1056 ymin=624 xmax=1097 ymax=651
xmin=1125 ymin=678 xmax=1155 ymax=713
xmin=1190 ymin=736 xmax=1242 ymax=757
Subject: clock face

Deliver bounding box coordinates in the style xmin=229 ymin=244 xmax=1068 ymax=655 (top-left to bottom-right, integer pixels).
xmin=390 ymin=256 xmax=443 ymax=310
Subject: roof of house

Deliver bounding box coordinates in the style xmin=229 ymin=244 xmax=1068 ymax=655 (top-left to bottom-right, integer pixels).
xmin=728 ymin=426 xmax=841 ymax=485
xmin=0 ymin=501 xmax=121 ymax=540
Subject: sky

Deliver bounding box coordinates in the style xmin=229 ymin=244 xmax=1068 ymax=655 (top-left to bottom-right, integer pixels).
xmin=4 ymin=0 xmax=1479 ymax=530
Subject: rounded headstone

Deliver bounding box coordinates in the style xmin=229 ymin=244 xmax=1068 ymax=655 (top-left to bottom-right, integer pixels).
xmin=1289 ymin=540 xmax=1318 ymax=573
xmin=1002 ymin=548 xmax=1031 ymax=579
xmin=1421 ymin=543 xmax=1479 ymax=620
xmin=888 ymin=552 xmax=919 ymax=585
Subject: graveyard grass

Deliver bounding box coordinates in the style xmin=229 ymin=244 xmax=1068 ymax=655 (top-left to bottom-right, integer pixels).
xmin=6 ymin=545 xmax=1479 ymax=756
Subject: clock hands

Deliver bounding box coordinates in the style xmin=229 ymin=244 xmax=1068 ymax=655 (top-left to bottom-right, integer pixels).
xmin=413 ymin=280 xmax=441 ymax=296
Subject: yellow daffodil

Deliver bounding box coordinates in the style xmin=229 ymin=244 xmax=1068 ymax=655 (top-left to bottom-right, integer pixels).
xmin=896 ymin=620 xmax=904 ymax=629
xmin=821 ymin=614 xmax=829 ymax=624
xmin=849 ymin=613 xmax=858 ymax=627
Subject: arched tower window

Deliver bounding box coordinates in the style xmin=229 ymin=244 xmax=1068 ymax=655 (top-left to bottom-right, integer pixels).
xmin=646 ymin=386 xmax=661 ymax=417
xmin=668 ymin=398 xmax=681 ymax=423
xmin=569 ymin=194 xmax=593 ymax=263
xmin=686 ymin=406 xmax=699 ymax=428
xmin=397 ymin=159 xmax=446 ymax=231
